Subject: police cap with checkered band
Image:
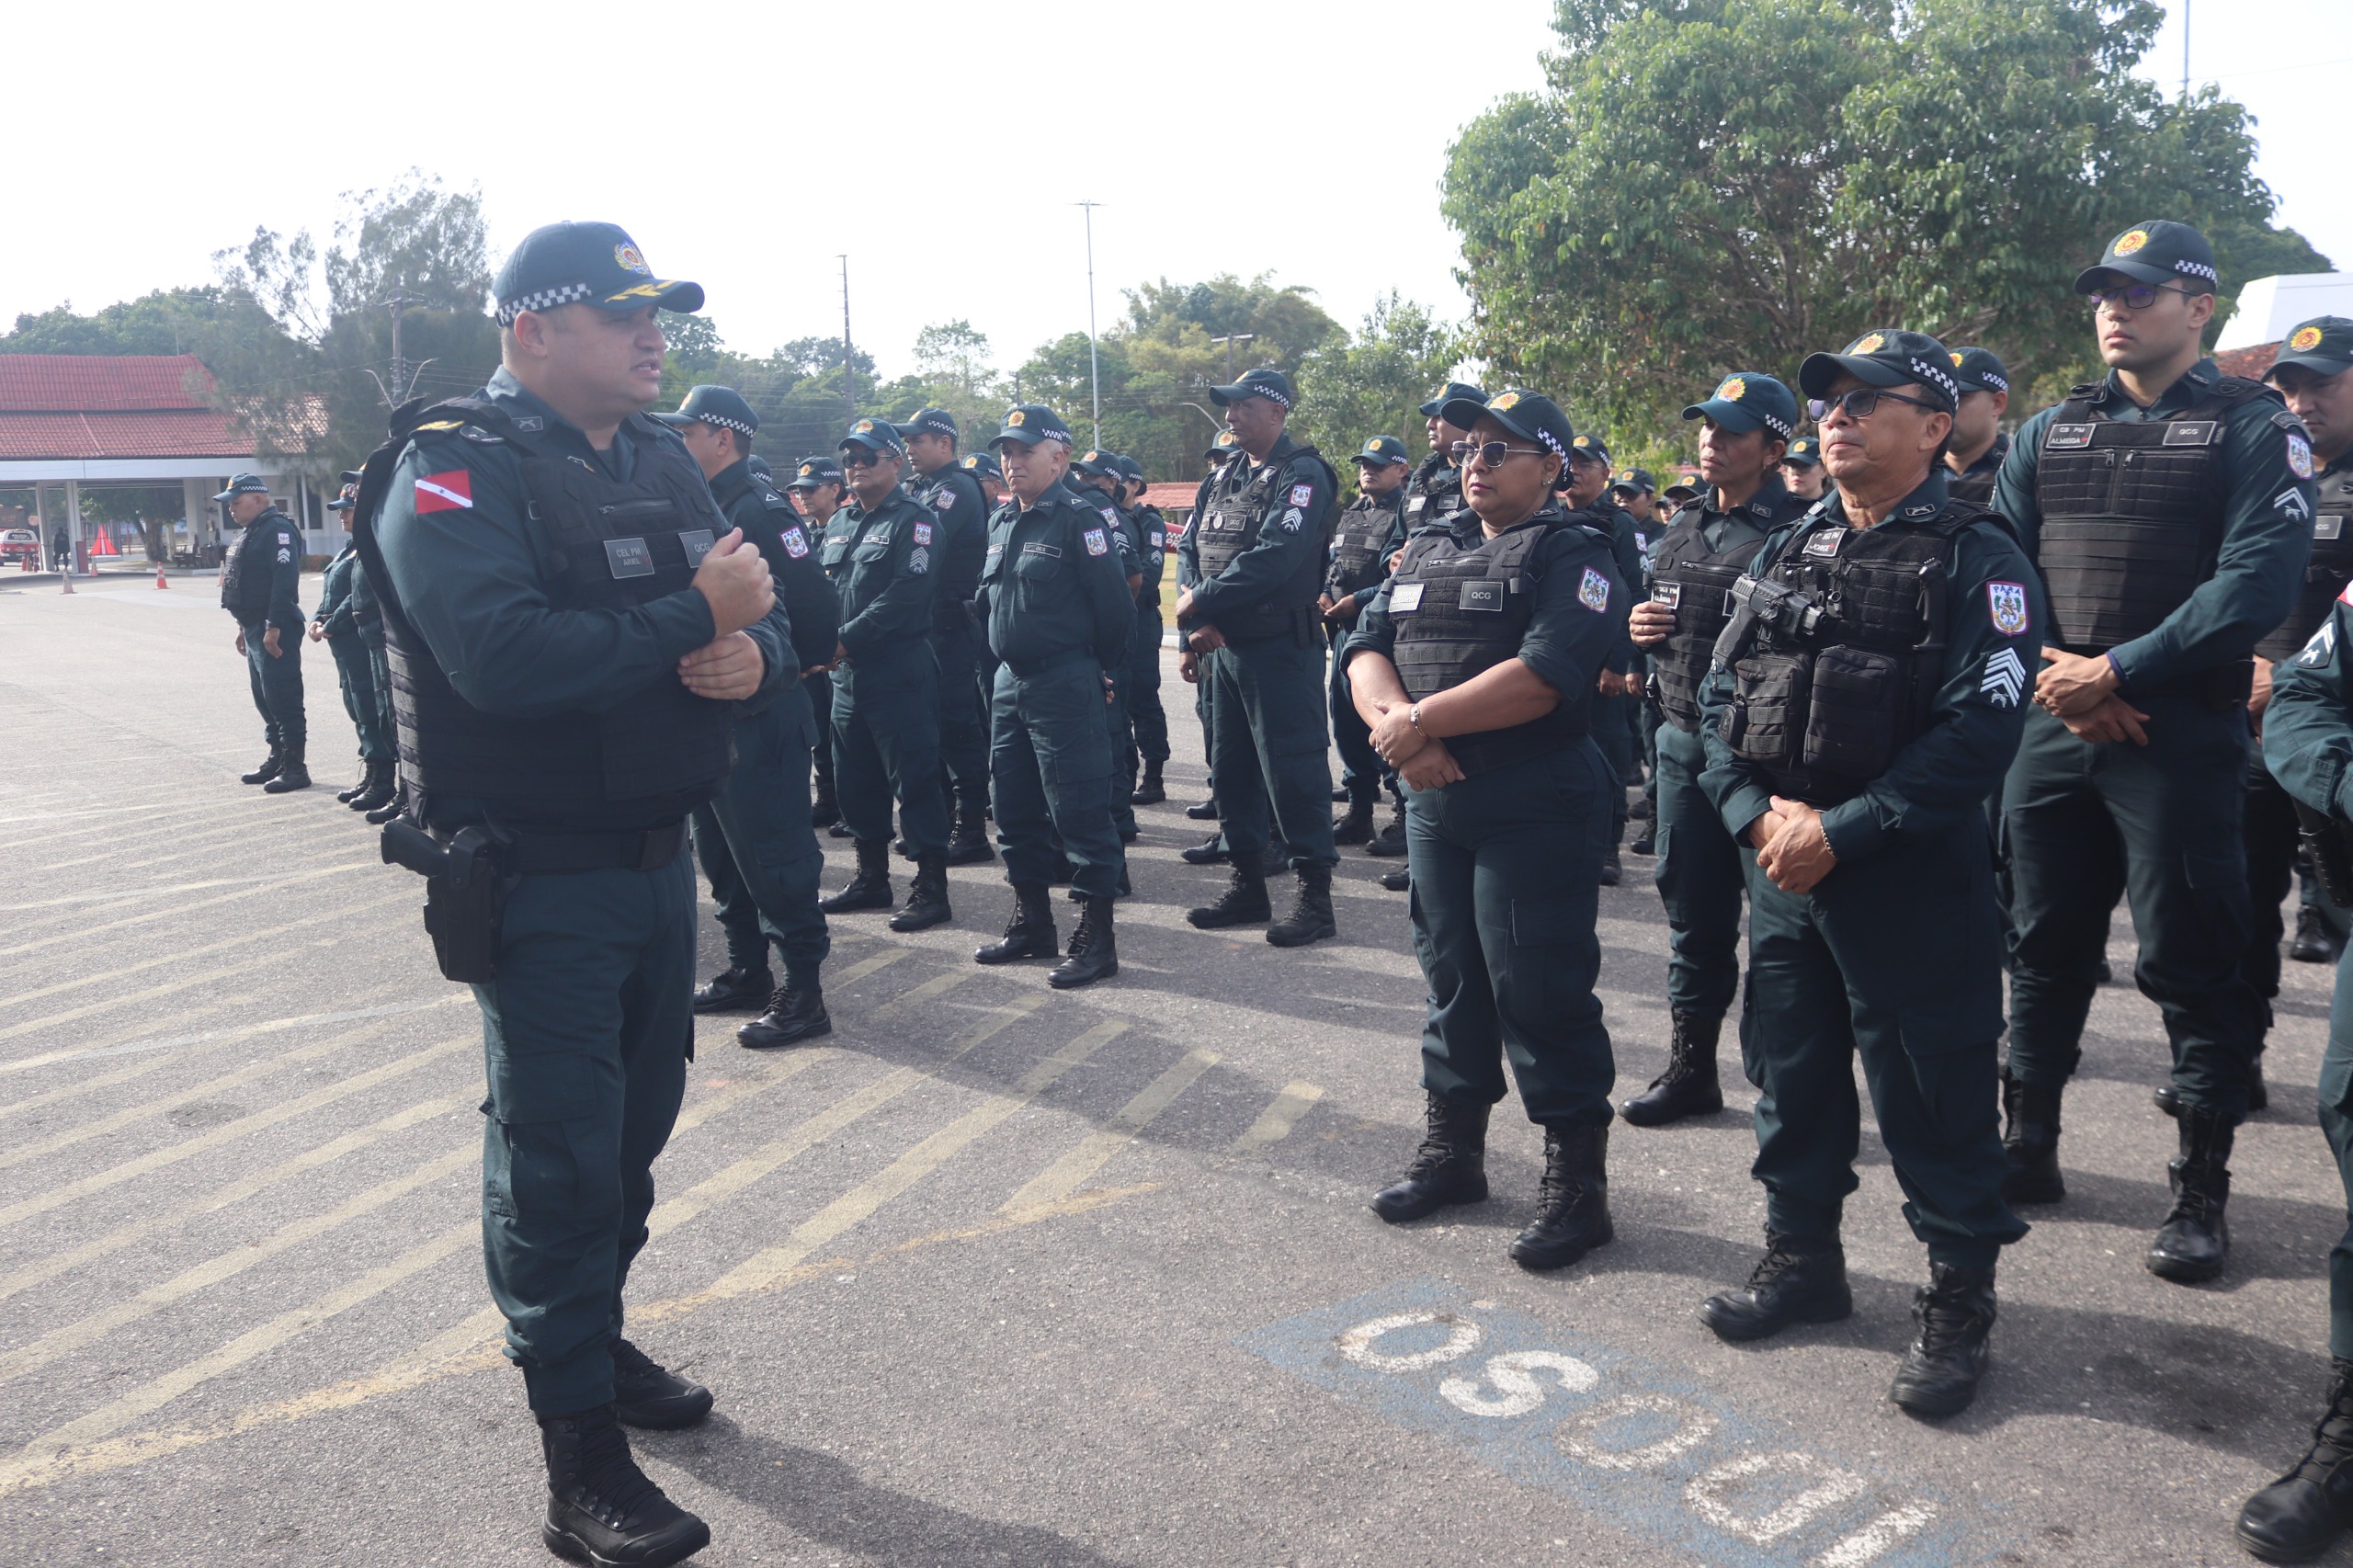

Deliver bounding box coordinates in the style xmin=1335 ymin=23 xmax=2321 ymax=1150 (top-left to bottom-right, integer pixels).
xmin=1947 ymin=347 xmax=2011 ymax=396
xmin=1208 ymin=368 xmax=1294 ymax=410
xmin=991 ymin=405 xmax=1074 ymax=449
xmin=492 ymin=221 xmax=704 ymax=326
xmin=1799 ymin=329 xmax=1961 ymax=414
xmin=652 ymin=384 xmax=758 ymax=438
xmin=1435 ymin=388 xmax=1576 ymax=463
xmin=1682 ymin=371 xmax=1799 ymax=439
xmin=2073 ymin=220 xmax=2219 ymax=296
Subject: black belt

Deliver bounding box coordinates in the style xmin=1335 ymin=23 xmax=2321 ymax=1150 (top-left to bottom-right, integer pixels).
xmin=502 ymin=821 xmax=688 ymax=874
xmin=1001 ymin=646 xmax=1096 ymax=681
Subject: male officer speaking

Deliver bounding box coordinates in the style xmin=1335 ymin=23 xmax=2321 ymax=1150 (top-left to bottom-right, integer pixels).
xmin=358 ymin=220 xmax=793 ymax=1566
xmin=217 ymin=474 xmax=310 ymax=792
xmin=1995 ymin=222 xmax=2314 ymax=1285
xmin=1176 ymin=367 xmax=1342 ymax=945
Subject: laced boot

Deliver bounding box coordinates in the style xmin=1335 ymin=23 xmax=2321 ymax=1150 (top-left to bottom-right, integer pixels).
xmin=1180 ymin=831 xmax=1230 ymax=866
xmin=819 ymin=838 xmax=893 ymax=914
xmin=1701 ymin=1234 xmax=1853 ymax=1342
xmin=691 ymin=965 xmax=774 ymax=1014
xmin=1889 ymin=1263 xmax=1997 ymax=1417
xmin=1370 ymin=1092 xmax=1490 ymax=1221
xmin=348 ymin=758 xmax=395 ymax=812
xmin=335 ymin=760 xmax=370 ymax=803
xmin=2147 ymin=1105 xmax=2234 ymax=1283
xmin=738 ymin=984 xmax=830 ymax=1049
xmin=609 ymin=1339 xmax=713 ymax=1429
xmin=1049 ymin=895 xmax=1119 ymax=989
xmin=1511 ymin=1123 xmax=1615 ymax=1269
xmin=364 ymin=780 xmax=411 ymax=825
xmin=944 ymin=807 xmax=995 ymax=866
xmin=1267 ymin=865 xmax=1336 ymax=948
xmin=262 ymin=742 xmax=311 ymax=792
xmin=1188 ymin=863 xmax=1271 ymax=929
xmin=1630 ymin=822 xmax=1655 ymax=856
xmin=1620 ymin=1011 xmax=1725 ymax=1126
xmin=1185 ymin=795 xmax=1220 ymax=820
xmin=974 ymin=883 xmax=1057 ymax=964
xmin=2237 ymin=1358 xmax=2353 ymax=1562
xmin=2293 ymin=904 xmax=2342 ymax=964
xmin=1999 ymin=1070 xmax=2065 ymax=1205
xmin=240 ymin=748 xmax=282 ymax=786
xmin=1331 ymin=798 xmax=1376 ymax=846
xmin=888 ymin=851 xmax=952 ymax=932
xmin=537 ymin=1403 xmax=710 ymax=1568
xmin=1131 ymin=760 xmax=1165 ymax=805
xmin=1365 ymin=799 xmax=1408 ymax=858
xmin=1380 ymin=867 xmax=1410 ymax=892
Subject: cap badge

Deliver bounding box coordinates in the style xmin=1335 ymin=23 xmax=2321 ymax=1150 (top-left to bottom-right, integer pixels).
xmin=1949 ymin=352 xmax=1965 ymax=369
xmin=1718 ymin=376 xmax=1746 ymax=402
xmin=797 ymin=463 xmax=813 ymax=477
xmin=1492 ymin=392 xmax=1521 ymax=412
xmin=962 ymin=455 xmax=978 ymax=468
xmin=1852 ymin=333 xmax=1886 ymax=355
xmin=1084 ymin=450 xmax=1099 ymax=463
xmin=1007 ymin=410 xmax=1028 ymax=427
xmin=614 ymin=243 xmax=649 ymax=275
xmin=2291 ymin=325 xmax=2327 ymax=352
xmin=1572 ymin=436 xmax=1589 ymax=449
xmin=2114 ymin=229 xmax=2150 ymax=256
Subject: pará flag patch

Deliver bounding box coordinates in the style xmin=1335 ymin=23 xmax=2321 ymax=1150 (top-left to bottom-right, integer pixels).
xmin=415 ymin=470 xmax=473 ymax=513
xmin=1578 ymin=566 xmax=1610 ymax=613
xmin=1987 ymin=581 xmax=2029 ymax=637
xmin=1084 ymin=528 xmax=1108 ymax=556
xmin=1290 ymin=483 xmax=1314 ymax=507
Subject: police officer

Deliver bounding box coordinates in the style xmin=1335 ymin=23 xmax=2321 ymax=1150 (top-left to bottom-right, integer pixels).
xmin=1325 ymin=436 xmax=1412 ymax=846
xmin=217 ymin=473 xmax=311 ymax=793
xmin=788 ymin=456 xmax=851 ymax=830
xmin=971 ymin=406 xmax=1135 ymax=988
xmin=1178 ymin=429 xmax=1245 ymax=827
xmin=900 ymin=408 xmax=995 ymax=865
xmin=1995 ymin=222 xmax=2314 ymax=1285
xmin=2244 ymin=565 xmax=2353 ymax=1562
xmin=1693 ymin=330 xmax=2034 ymax=1418
xmin=1780 ymin=436 xmax=1828 ymax=501
xmin=1563 ymin=435 xmax=1644 ymax=883
xmin=961 ymin=449 xmax=1006 ymax=511
xmin=1117 ymin=454 xmax=1174 ymax=806
xmin=1176 ymin=369 xmax=1342 ymax=944
xmin=356 ymin=221 xmax=795 ymax=1564
xmin=1621 ymin=371 xmax=1811 ymax=1128
xmin=1938 ymin=347 xmax=2012 ymax=504
xmin=1347 ymin=388 xmax=1624 ymax=1269
xmin=1071 ymin=448 xmax=1147 ymax=838
xmin=818 ymin=418 xmax=954 ymax=929
xmin=1609 ymin=467 xmax=1660 ymax=528
xmin=656 ymin=386 xmax=842 ymax=1049
xmin=1404 ymin=381 xmax=1483 ymax=538
xmin=1609 ymin=465 xmax=1666 ymax=852
xmin=312 ymin=480 xmax=393 ymax=805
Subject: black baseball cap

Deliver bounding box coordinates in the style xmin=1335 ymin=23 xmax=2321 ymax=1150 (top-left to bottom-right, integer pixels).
xmin=960 ymin=450 xmax=1003 ymax=479
xmin=492 ymin=221 xmax=703 ymax=326
xmin=1799 ymin=328 xmax=1961 ymax=413
xmin=1783 ymin=437 xmax=1823 ymax=468
xmin=1112 ymin=454 xmax=1147 ymax=483
xmin=1609 ymin=468 xmax=1657 ymax=495
xmin=1663 ymin=475 xmax=1705 ymax=502
xmin=1204 ymin=429 xmax=1242 ymax=460
xmin=1565 ymin=433 xmax=1611 ymax=467
xmin=839 ymin=417 xmax=906 ymax=459
xmin=326 ymin=483 xmax=357 ymax=512
xmin=2075 ymin=220 xmax=2219 ymax=295
xmin=1683 ymin=371 xmax=1799 ymax=439
xmin=2271 ymin=317 xmax=2353 ymax=379
xmin=786 ymin=456 xmax=845 ymax=490
xmin=897 ymin=407 xmax=959 ymax=440
xmin=1073 ymin=448 xmax=1120 ymax=478
xmin=1209 ymin=368 xmax=1293 ymax=410
xmin=1436 ymin=387 xmax=1575 ymax=460
xmin=747 ymin=456 xmax=772 ymax=477
xmin=1947 ymin=347 xmax=2010 ymax=395
xmin=1418 ymin=381 xmax=1487 ymax=418
xmin=1354 ymin=435 xmax=1410 ymax=467
xmin=652 ymin=384 xmax=758 ymax=437
xmin=992 ymin=404 xmax=1074 ymax=449
xmin=212 ymin=472 xmax=269 ymax=500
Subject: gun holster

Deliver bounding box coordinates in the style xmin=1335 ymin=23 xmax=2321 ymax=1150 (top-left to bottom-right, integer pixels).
xmin=381 ymin=819 xmax=511 ymax=984
xmin=2292 ymin=798 xmax=2353 ymax=910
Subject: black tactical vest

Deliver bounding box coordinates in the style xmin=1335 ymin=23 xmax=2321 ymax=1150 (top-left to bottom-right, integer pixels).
xmin=219 ymin=507 xmax=290 ymax=622
xmin=2033 ymin=377 xmax=2268 ymax=653
xmin=351 ymin=398 xmax=734 ymax=822
xmin=1388 ymin=507 xmax=1599 ymax=776
xmin=1328 ymin=492 xmax=1404 ymax=599
xmin=1649 ymin=502 xmax=1785 ymax=733
xmin=1402 ymin=453 xmax=1463 ymax=534
xmin=1947 ymin=432 xmax=2007 ymax=506
xmin=1717 ymin=505 xmax=1976 ymax=807
xmin=2259 ymin=460 xmax=2353 ymax=661
xmin=1191 ymin=443 xmax=1340 ymax=640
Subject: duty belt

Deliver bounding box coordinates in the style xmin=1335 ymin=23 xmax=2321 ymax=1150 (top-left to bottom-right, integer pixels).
xmin=1001 ymin=646 xmax=1096 ymax=681
xmin=468 ymin=821 xmax=688 ymax=873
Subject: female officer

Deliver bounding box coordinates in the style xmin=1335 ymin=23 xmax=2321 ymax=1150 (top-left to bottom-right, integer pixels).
xmin=1343 ymin=388 xmax=1627 ymax=1270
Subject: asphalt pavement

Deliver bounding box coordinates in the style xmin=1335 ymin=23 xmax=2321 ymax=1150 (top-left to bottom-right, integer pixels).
xmin=0 ymin=570 xmax=2344 ymax=1567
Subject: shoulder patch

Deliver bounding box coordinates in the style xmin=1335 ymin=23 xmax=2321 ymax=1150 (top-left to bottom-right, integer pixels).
xmin=1982 ymin=647 xmax=2027 ymax=707
xmin=415 ymin=470 xmax=473 ymax=513
xmin=1987 ymin=580 xmax=2029 ymax=637
xmin=1289 ymin=483 xmax=1315 ymax=508
xmin=2290 ymin=432 xmax=2316 ymax=480
xmin=2301 ymin=617 xmax=2339 ymax=667
xmin=1084 ymin=528 xmax=1108 ymax=557
xmin=907 ymin=546 xmax=930 ymax=574
xmin=1578 ymin=566 xmax=1610 ymax=613
xmin=913 ymin=520 xmax=934 ymax=546
xmin=780 ymin=528 xmax=810 ymax=558
xmin=934 ymin=490 xmax=956 ymax=511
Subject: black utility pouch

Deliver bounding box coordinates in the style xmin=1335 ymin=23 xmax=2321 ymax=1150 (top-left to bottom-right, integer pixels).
xmin=1802 ymin=646 xmax=1903 ymax=782
xmin=2294 ymin=798 xmax=2353 ymax=909
xmin=381 ymin=821 xmax=511 ymax=984
xmin=1725 ymin=652 xmax=1811 ymax=771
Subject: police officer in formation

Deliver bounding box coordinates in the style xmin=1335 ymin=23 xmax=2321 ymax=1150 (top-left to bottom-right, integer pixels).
xmin=1995 ymin=222 xmax=2315 ymax=1285
xmin=1324 ymin=435 xmax=1411 ymax=846
xmin=898 ymin=407 xmax=996 ymax=865
xmin=313 ymin=477 xmax=394 ymax=810
xmin=1622 ymin=370 xmax=1811 ymax=1127
xmin=658 ymin=385 xmax=843 ymax=1049
xmin=961 ymin=448 xmax=1006 ymax=510
xmin=217 ymin=472 xmax=312 ymax=793
xmin=817 ymin=418 xmax=954 ymax=930
xmin=1942 ymin=347 xmax=2012 ymax=503
xmin=1780 ymin=435 xmax=1828 ymax=501
xmin=788 ymin=455 xmax=850 ymax=828
xmin=1117 ymin=454 xmax=1174 ymax=807
xmin=1176 ymin=368 xmax=1343 ymax=945
xmin=357 ymin=220 xmax=795 ymax=1566
xmin=1563 ymin=433 xmax=1644 ymax=884
xmin=1070 ymin=447 xmax=1148 ymax=837
xmin=1347 ymin=388 xmax=1625 ymax=1270
xmin=970 ymin=405 xmax=1135 ymax=988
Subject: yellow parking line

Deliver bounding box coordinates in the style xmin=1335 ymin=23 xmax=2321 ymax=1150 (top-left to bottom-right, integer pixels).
xmin=1231 ymin=1080 xmax=1325 ymax=1152
xmin=1002 ymin=1049 xmax=1221 ymax=1215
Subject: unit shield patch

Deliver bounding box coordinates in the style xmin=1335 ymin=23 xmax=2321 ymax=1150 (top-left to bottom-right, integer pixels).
xmin=1987 ymin=581 xmax=2029 ymax=637
xmin=1290 ymin=483 xmax=1314 ymax=507
xmin=1578 ymin=567 xmax=1610 ymax=613
xmin=1084 ymin=528 xmax=1108 ymax=556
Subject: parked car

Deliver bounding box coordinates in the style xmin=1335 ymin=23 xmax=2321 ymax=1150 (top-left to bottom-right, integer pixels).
xmin=0 ymin=528 xmax=38 ymax=564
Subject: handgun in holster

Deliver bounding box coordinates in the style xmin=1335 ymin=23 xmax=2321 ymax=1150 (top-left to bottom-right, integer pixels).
xmin=1711 ymin=575 xmax=1825 ymax=668
xmin=2292 ymin=798 xmax=2353 ymax=911
xmin=381 ymin=818 xmax=511 ymax=984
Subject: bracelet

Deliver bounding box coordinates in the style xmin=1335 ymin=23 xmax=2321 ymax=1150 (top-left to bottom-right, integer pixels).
xmin=1409 ymin=702 xmax=1423 ymax=733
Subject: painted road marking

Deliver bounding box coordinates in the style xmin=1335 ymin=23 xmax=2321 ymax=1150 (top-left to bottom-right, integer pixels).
xmin=1240 ymin=1278 xmax=1994 ymax=1567
xmin=0 ymin=993 xmax=465 ymax=1081
xmin=1231 ymin=1079 xmax=1324 ymax=1152
xmin=0 ymin=857 xmax=381 ymax=960
xmin=1001 ymin=1046 xmax=1217 ymax=1215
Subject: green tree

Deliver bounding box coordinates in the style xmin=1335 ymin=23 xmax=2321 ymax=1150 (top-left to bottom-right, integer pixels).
xmin=0 ymin=288 xmax=236 ymax=357
xmin=1293 ymin=293 xmax=1461 ymax=468
xmin=912 ymin=320 xmax=997 ymax=397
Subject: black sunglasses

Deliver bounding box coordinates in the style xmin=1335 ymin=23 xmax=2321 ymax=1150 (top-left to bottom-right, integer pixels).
xmin=2086 ymin=282 xmax=2193 ymax=312
xmin=1806 ymin=390 xmax=1945 ymax=421
xmin=1449 ymin=439 xmax=1549 ymax=467
xmin=839 ymin=449 xmax=888 ymax=468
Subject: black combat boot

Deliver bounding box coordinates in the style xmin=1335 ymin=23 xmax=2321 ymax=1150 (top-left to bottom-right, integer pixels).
xmin=2156 ymin=1056 xmax=2268 ymax=1118
xmin=1185 ymin=795 xmax=1220 ymax=820
xmin=944 ymin=808 xmax=995 ymax=866
xmin=239 ymin=749 xmax=281 ymax=786
xmin=889 ymin=851 xmax=952 ymax=932
xmin=810 ymin=784 xmax=839 ymax=830
xmin=1180 ymin=831 xmax=1230 ymax=866
xmin=1380 ymin=867 xmax=1409 ymax=892
xmin=819 ymin=838 xmax=893 ymax=914
xmin=1511 ymin=1123 xmax=1615 ymax=1270
xmin=610 ymin=1339 xmax=714 ymax=1429
xmin=348 ymin=758 xmax=396 ymax=812
xmin=2000 ymin=1070 xmax=2065 ymax=1205
xmin=1701 ymin=1234 xmax=1853 ymax=1342
xmin=1889 ymin=1263 xmax=1997 ymax=1417
xmin=1131 ymin=760 xmax=1165 ymax=805
xmin=1187 ymin=864 xmax=1271 ymax=929
xmin=1370 ymin=1091 xmax=1491 ymax=1221
xmin=738 ymin=984 xmax=830 ymax=1049
xmin=1332 ymin=798 xmax=1376 ymax=846
xmin=1267 ymin=865 xmax=1336 ymax=948
xmin=974 ymin=883 xmax=1057 ymax=964
xmin=2293 ymin=905 xmax=2343 ymax=965
xmin=2238 ymin=1359 xmax=2353 ymax=1562
xmin=537 ymin=1403 xmax=710 ymax=1568
xmin=2147 ymin=1104 xmax=2234 ymax=1283
xmin=691 ymin=965 xmax=774 ymax=1014
xmin=262 ymin=743 xmax=311 ymax=792
xmin=1050 ymin=895 xmax=1119 ymax=989
xmin=1365 ymin=799 xmax=1407 ymax=858
xmin=1629 ymin=823 xmax=1655 ymax=856
xmin=1620 ymin=1011 xmax=1726 ymax=1126
xmin=1598 ymin=846 xmax=1622 ymax=886
xmin=364 ymin=780 xmax=410 ymax=825
xmin=335 ymin=761 xmax=370 ymax=803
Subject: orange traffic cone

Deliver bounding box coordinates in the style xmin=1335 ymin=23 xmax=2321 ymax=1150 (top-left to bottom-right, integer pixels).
xmin=155 ymin=565 xmax=169 ymax=589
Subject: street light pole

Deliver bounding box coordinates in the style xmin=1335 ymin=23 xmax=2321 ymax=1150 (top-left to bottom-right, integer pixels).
xmin=1077 ymin=200 xmax=1103 ymax=447
xmin=838 ymin=256 xmax=857 ymax=422
xmin=1211 ymin=333 xmax=1255 ymax=381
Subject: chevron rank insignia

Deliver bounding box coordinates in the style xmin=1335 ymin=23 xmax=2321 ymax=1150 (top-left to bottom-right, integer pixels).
xmin=1987 ymin=581 xmax=2029 ymax=636
xmin=2301 ymin=618 xmax=2338 ymax=667
xmin=1982 ymin=646 xmax=2027 ymax=708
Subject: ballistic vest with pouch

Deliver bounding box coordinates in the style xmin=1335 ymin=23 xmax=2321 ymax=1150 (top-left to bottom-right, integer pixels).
xmin=2259 ymin=461 xmax=2353 ymax=662
xmin=1649 ymin=499 xmax=1792 ymax=733
xmin=1191 ymin=439 xmax=1340 ymax=639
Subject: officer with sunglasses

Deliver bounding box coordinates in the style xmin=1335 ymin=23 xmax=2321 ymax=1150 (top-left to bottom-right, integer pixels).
xmin=1994 ymin=221 xmax=2316 ymax=1288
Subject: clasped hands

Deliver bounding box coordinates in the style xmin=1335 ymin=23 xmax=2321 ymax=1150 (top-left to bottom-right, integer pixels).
xmin=1367 ymin=699 xmax=1463 ymax=790
xmin=1746 ymin=796 xmax=1837 ymax=893
xmin=2035 ymin=646 xmax=2148 ymax=745
xmin=680 ymin=528 xmax=774 ymax=701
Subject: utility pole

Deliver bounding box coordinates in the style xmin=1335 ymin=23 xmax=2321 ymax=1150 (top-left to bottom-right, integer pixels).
xmin=1211 ymin=333 xmax=1255 ymax=381
xmin=1076 ymin=201 xmax=1103 ymax=447
xmin=365 ymin=290 xmax=430 ymax=410
xmin=838 ymin=256 xmax=857 ymax=423
xmin=2181 ymin=0 xmax=2190 ymax=99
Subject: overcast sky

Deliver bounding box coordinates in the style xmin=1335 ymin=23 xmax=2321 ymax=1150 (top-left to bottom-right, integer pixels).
xmin=3 ymin=0 xmax=2342 ymax=384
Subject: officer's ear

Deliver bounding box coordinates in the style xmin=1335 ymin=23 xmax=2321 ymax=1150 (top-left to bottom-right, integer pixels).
xmin=1763 ymin=437 xmax=1789 ymax=468
xmin=2186 ymin=290 xmax=2217 ymax=332
xmin=1541 ymin=453 xmax=1563 ymax=491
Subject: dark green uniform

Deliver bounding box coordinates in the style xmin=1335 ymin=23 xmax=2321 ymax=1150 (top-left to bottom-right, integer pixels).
xmin=1126 ymin=496 xmax=1172 ymax=775
xmin=1091 ymin=493 xmax=1145 ymax=835
xmin=909 ymin=459 xmax=993 ymax=820
xmin=1995 ymin=358 xmax=2316 ymax=1119
xmin=1325 ymin=483 xmax=1408 ymax=810
xmin=220 ymin=503 xmax=306 ymax=757
xmin=1697 ymin=473 xmax=2032 ymax=1266
xmin=832 ymin=489 xmax=950 ymax=856
xmin=976 ymin=480 xmax=1136 ymax=900
xmin=316 ymin=545 xmax=391 ymax=766
xmin=1589 ymin=497 xmax=1648 ymax=851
